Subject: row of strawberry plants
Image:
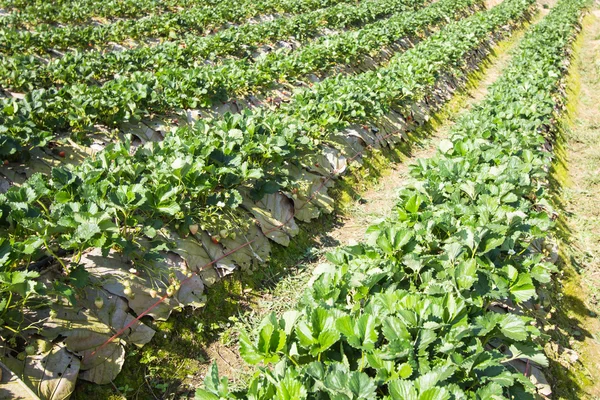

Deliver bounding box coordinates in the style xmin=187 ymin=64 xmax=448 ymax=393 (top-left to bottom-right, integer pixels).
xmin=0 ymin=0 xmax=428 ymax=157
xmin=0 ymin=0 xmax=370 ymax=56
xmin=0 ymin=0 xmax=427 ymax=91
xmin=0 ymin=0 xmax=534 ymax=337
xmin=196 ymin=0 xmax=588 ymax=398
xmin=1 ymin=0 xmax=373 ymax=29
xmin=0 ymin=0 xmax=210 ymax=28
xmin=0 ymin=0 xmax=472 ymax=99
xmin=0 ymin=0 xmax=201 ymax=28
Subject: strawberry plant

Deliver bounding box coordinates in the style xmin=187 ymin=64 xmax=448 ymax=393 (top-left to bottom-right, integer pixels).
xmin=2 ymin=0 xmax=581 ymax=393
xmin=0 ymin=0 xmax=535 ymax=263
xmin=196 ymin=0 xmax=589 ymax=397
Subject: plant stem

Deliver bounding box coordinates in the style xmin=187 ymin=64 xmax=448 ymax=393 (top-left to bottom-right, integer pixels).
xmin=43 ymin=238 xmax=69 ymax=273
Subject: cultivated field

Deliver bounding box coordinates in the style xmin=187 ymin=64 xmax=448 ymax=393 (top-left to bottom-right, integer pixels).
xmin=1 ymin=0 xmax=599 ymax=398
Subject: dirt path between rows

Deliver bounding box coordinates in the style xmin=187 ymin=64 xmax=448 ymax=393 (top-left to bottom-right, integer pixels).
xmin=549 ymin=6 xmax=600 ymax=399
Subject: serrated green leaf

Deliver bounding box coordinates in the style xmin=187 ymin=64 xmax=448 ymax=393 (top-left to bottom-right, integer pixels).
xmin=508 ymin=343 xmax=548 ymax=367
xmin=74 ymin=221 xmax=100 ymax=241
xmin=348 ymin=371 xmax=377 ymax=398
xmin=398 ymin=363 xmax=413 ymax=379
xmin=509 ymin=273 xmax=536 ymax=303
xmin=419 ymin=387 xmax=450 ymax=400
xmin=389 ymin=380 xmax=418 ymax=400
xmin=499 ymin=314 xmax=527 ymax=341
xmin=156 ymin=201 xmax=180 ymax=215
xmin=239 ymin=330 xmax=264 ymax=365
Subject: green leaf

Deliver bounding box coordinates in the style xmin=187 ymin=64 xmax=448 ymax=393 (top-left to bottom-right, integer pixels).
xmin=530 ymin=264 xmax=552 ymax=283
xmin=439 ymin=139 xmax=453 ymax=154
xmin=143 ymin=225 xmax=157 ymax=239
xmin=459 ymin=181 xmax=476 ymax=200
xmin=247 ymin=376 xmax=277 ymax=400
xmin=508 ymin=343 xmax=548 ymax=367
xmin=68 ymin=264 xmax=89 ymax=289
xmin=295 ymin=320 xmax=316 ymax=345
xmin=501 ymin=193 xmax=519 ymax=203
xmin=51 ymin=168 xmax=75 ymax=189
xmin=22 ymin=236 xmax=44 ymax=255
xmin=296 ymin=308 xmax=340 ymax=356
xmin=419 ymin=387 xmax=450 ymax=400
xmin=239 ymin=330 xmax=264 ymax=365
xmin=281 ymin=311 xmax=301 ymax=336
xmin=509 ymin=273 xmax=536 ymax=303
xmin=481 ymin=235 xmax=505 ymax=254
xmin=389 ymin=380 xmax=418 ymax=400
xmin=54 ymin=191 xmax=72 ymax=203
xmin=475 ymin=382 xmax=504 ymax=400
xmin=335 ymin=315 xmax=354 ymax=341
xmin=398 ymin=363 xmax=413 ymax=379
xmin=156 ymin=201 xmax=181 ymax=215
xmin=275 ymin=371 xmax=307 ymax=400
xmin=0 ymin=239 xmax=11 ymax=266
xmin=317 ymin=329 xmax=341 ymax=355
xmin=197 ymin=363 xmax=232 ymax=400
xmin=336 ymin=314 xmax=378 ymax=351
xmin=348 ymin=371 xmax=377 ymax=398
xmin=499 ymin=314 xmax=527 ymax=341
xmin=74 ymin=221 xmax=100 ymax=241
xmin=404 ymin=194 xmax=424 ymax=214
xmin=195 ymin=390 xmax=219 ymax=400
xmin=455 ymin=259 xmax=477 ymax=290
xmin=254 ymin=316 xmax=286 ymax=364
xmin=444 ymin=242 xmax=464 ymax=262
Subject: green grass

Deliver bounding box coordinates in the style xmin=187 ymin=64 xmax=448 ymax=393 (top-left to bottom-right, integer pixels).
xmin=544 ymin=12 xmax=600 ymax=399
